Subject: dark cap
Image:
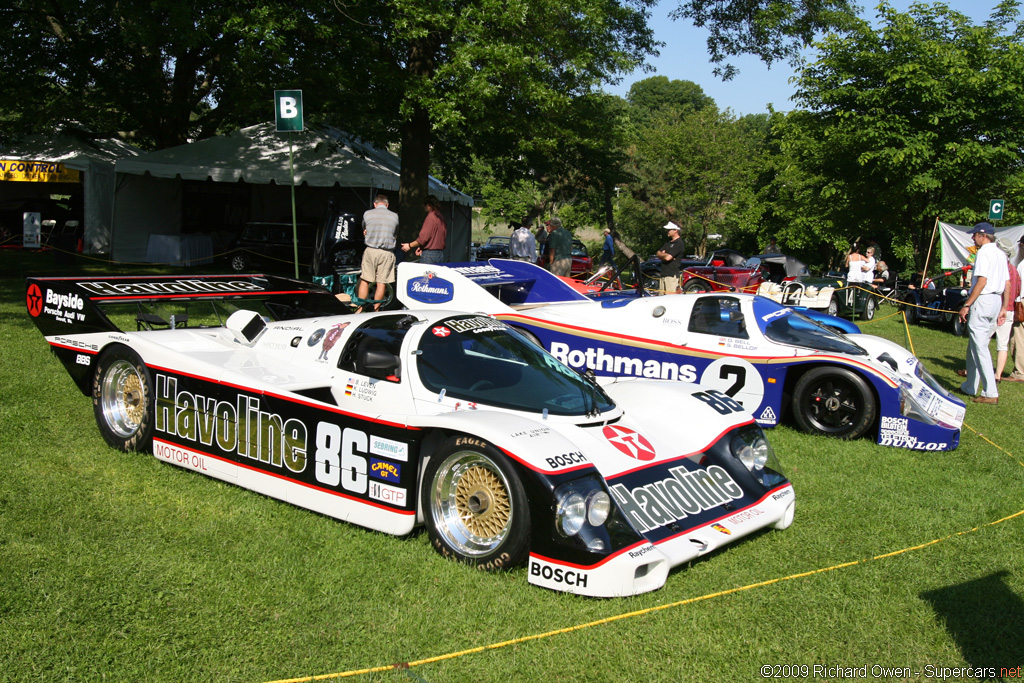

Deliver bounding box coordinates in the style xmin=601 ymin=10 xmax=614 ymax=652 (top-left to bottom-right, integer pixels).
xmin=971 ymin=222 xmax=995 ymax=235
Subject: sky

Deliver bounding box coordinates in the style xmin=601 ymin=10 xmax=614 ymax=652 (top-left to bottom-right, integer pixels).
xmin=605 ymin=1 xmax=1003 ymax=116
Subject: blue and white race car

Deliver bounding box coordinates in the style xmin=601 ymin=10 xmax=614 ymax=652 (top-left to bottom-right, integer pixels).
xmin=27 ymin=274 xmax=794 ymax=597
xmin=399 ymin=260 xmax=965 ymax=451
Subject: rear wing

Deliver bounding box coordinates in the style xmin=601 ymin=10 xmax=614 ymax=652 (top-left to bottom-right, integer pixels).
xmin=26 ymin=274 xmax=348 ymax=338
xmin=398 ymin=259 xmax=590 ymax=312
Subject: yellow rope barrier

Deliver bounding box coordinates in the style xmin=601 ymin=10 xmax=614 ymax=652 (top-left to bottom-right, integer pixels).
xmin=260 ymin=502 xmax=1024 ymax=683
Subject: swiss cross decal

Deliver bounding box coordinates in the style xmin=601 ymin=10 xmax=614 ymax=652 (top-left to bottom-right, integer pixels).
xmin=602 ymin=425 xmax=656 ymax=461
xmin=432 ymin=326 xmax=451 ymax=337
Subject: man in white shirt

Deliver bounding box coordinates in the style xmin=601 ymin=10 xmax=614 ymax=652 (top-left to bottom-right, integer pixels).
xmin=957 ymin=222 xmax=1008 ymax=403
xmin=510 ymin=219 xmax=537 ymax=261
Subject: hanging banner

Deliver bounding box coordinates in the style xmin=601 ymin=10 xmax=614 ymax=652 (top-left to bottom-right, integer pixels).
xmin=0 ymin=160 xmax=80 ymax=183
xmin=938 ymin=222 xmax=1024 ymax=268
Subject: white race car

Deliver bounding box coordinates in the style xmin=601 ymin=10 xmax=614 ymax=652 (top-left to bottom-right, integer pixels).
xmin=398 ymin=260 xmax=965 ymax=451
xmin=27 ymin=274 xmax=794 ymax=597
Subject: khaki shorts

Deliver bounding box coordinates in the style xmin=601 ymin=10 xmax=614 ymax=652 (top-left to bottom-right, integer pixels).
xmin=551 ymin=258 xmax=571 ymax=277
xmin=660 ymin=276 xmax=680 ymax=295
xmin=360 ymin=247 xmax=396 ymax=284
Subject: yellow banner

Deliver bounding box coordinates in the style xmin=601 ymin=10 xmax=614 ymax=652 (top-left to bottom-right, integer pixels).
xmin=0 ymin=160 xmax=80 ymax=183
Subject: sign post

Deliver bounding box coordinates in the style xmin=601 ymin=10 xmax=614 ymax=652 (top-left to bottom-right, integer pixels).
xmin=989 ymin=199 xmax=1004 ymax=222
xmin=274 ymin=90 xmax=304 ymax=278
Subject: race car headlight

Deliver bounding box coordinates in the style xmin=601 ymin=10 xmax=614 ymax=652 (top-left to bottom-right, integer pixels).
xmin=728 ymin=424 xmax=786 ymax=488
xmin=806 ymin=286 xmax=819 ymax=297
xmin=731 ymin=430 xmax=769 ymax=471
xmin=556 ymin=493 xmax=586 ymax=537
xmin=586 ymin=490 xmax=611 ymax=526
xmin=899 ymin=386 xmax=938 ymax=425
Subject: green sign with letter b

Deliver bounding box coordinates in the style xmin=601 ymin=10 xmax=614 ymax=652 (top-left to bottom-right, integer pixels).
xmin=275 ymin=90 xmax=304 ymax=132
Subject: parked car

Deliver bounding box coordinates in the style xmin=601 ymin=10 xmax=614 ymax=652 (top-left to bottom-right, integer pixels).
xmin=898 ymin=267 xmax=971 ymax=336
xmin=398 ymin=259 xmax=965 ymax=450
xmin=27 ymin=273 xmax=795 ymax=597
xmin=476 ymin=235 xmax=511 ymax=260
xmin=227 ymin=220 xmax=317 ymax=272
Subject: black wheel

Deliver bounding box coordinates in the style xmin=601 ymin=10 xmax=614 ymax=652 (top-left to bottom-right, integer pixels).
xmin=900 ymin=293 xmax=918 ymax=324
xmin=791 ymin=366 xmax=877 ymax=440
xmin=230 ymin=252 xmax=248 ymax=272
xmin=682 ymin=279 xmax=709 ymax=294
xmin=952 ymin=315 xmax=966 ymax=337
xmin=859 ymin=295 xmax=876 ymax=321
xmin=421 ymin=436 xmax=530 ymax=571
xmin=826 ymin=297 xmax=839 ymax=317
xmin=92 ymin=346 xmax=155 ymax=452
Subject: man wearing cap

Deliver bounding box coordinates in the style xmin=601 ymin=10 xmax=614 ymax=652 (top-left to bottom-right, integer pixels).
xmin=510 ymin=218 xmax=537 ymax=261
xmin=545 ymin=217 xmax=572 ymax=276
xmin=957 ymin=222 xmax=1008 ymax=403
xmin=656 ymin=221 xmax=687 ymax=295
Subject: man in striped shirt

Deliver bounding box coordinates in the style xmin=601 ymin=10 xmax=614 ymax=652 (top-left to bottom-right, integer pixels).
xmin=357 ymin=193 xmax=399 ymax=310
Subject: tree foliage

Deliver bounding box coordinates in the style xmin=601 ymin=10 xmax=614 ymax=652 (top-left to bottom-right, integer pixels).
xmin=1 ymin=1 xmax=361 ymax=148
xmin=670 ymin=0 xmax=860 ymax=78
xmin=616 ymin=83 xmax=763 ymax=258
xmin=776 ymin=0 xmax=1024 ymax=271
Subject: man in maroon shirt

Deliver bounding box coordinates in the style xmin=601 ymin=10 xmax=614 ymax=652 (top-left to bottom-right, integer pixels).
xmin=402 ymin=195 xmax=447 ymax=264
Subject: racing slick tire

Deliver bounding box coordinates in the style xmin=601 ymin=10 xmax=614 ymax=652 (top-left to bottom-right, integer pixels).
xmin=230 ymin=252 xmax=249 ymax=272
xmin=791 ymin=366 xmax=877 ymax=440
xmin=422 ymin=436 xmax=530 ymax=571
xmin=859 ymin=294 xmax=876 ymax=321
xmin=92 ymin=346 xmax=155 ymax=452
xmin=682 ymin=279 xmax=710 ymax=294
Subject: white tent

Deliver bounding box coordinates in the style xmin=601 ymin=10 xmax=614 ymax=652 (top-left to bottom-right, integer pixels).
xmin=938 ymin=222 xmax=1024 ymax=268
xmin=112 ymin=123 xmax=473 ymax=265
xmin=1 ymin=131 xmax=141 ymax=253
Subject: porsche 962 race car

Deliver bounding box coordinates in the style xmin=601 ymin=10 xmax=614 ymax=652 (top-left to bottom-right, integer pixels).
xmin=26 ymin=274 xmax=794 ymax=597
xmin=398 ymin=260 xmax=965 ymax=451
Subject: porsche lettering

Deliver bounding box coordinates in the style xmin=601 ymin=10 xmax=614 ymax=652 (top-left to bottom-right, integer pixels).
xmin=155 ymin=375 xmax=307 ymax=472
xmin=549 ymin=342 xmax=698 ymax=383
xmin=610 ymin=465 xmax=743 ymax=533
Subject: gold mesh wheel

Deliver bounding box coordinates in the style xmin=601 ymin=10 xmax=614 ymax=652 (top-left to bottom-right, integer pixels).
xmin=453 ymin=464 xmax=511 ymax=539
xmin=431 ymin=450 xmax=517 ymax=557
xmin=100 ymin=359 xmax=147 ymax=438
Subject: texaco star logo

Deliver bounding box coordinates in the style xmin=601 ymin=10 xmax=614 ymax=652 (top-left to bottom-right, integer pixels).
xmin=432 ymin=326 xmax=451 ymax=337
xmin=26 ymin=284 xmax=44 ymax=317
xmin=602 ymin=424 xmax=656 ymax=461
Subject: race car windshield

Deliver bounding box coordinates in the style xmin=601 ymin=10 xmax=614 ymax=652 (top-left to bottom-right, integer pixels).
xmin=760 ymin=308 xmax=867 ymax=356
xmin=416 ymin=316 xmax=616 ymax=416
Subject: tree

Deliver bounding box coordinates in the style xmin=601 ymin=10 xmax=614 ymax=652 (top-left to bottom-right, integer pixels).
xmin=1 ymin=1 xmax=362 ymax=148
xmin=670 ymin=0 xmax=860 ymax=78
xmin=618 ymin=103 xmax=761 ymax=257
xmin=778 ymin=1 xmax=1024 ymax=270
xmin=348 ymin=0 xmax=659 ymax=236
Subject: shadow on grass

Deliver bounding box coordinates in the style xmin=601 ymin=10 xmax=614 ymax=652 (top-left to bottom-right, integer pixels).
xmin=920 ymin=570 xmax=1024 ymax=672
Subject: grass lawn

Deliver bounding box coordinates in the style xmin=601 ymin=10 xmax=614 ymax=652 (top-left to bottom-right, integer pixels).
xmin=1 ymin=249 xmax=1022 ymax=682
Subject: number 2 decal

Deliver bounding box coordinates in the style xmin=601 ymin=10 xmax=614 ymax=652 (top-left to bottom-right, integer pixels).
xmin=699 ymin=357 xmax=766 ymax=412
xmin=719 ymin=364 xmax=746 ymax=398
